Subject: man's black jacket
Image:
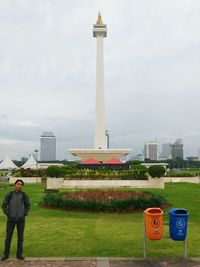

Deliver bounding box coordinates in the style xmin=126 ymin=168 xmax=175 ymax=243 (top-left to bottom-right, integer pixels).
xmin=2 ymin=191 xmax=30 ymax=221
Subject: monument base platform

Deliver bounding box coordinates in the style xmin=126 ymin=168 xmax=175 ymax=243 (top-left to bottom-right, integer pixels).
xmin=69 ymin=148 xmax=132 ymax=163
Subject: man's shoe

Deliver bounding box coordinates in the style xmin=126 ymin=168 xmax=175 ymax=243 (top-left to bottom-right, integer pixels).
xmin=1 ymin=256 xmax=8 ymax=261
xmin=17 ymin=255 xmax=25 ymax=260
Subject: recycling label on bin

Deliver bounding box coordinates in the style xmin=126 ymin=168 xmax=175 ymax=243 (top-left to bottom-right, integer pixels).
xmin=151 ymin=219 xmax=160 ymax=228
xmin=151 ymin=219 xmax=161 ymax=234
xmin=176 ymin=219 xmax=185 ymax=229
xmin=175 ymin=219 xmax=186 ymax=237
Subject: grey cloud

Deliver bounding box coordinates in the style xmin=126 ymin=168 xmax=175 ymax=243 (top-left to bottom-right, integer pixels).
xmin=0 ymin=114 xmax=7 ymax=120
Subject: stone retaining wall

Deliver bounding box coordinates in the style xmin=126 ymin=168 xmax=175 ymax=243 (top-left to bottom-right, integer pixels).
xmin=9 ymin=176 xmax=199 ymax=187
xmin=164 ymin=177 xmax=200 ymax=184
xmin=47 ymin=178 xmax=165 ymax=189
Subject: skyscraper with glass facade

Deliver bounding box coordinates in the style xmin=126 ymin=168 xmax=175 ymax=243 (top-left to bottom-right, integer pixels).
xmin=40 ymin=132 xmax=56 ymax=161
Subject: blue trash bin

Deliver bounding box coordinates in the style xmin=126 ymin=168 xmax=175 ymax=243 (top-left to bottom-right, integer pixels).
xmin=169 ymin=208 xmax=189 ymax=241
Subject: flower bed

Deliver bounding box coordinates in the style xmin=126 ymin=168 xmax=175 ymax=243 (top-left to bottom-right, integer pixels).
xmin=42 ymin=189 xmax=168 ymax=212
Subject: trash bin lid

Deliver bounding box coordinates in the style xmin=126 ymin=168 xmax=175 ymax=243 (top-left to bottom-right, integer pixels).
xmin=144 ymin=207 xmax=163 ymax=215
xmin=169 ymin=208 xmax=189 ymax=216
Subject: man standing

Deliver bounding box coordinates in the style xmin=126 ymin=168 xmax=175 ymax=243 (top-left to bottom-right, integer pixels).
xmin=1 ymin=179 xmax=30 ymax=261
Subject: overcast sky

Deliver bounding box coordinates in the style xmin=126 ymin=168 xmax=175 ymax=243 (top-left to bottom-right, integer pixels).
xmin=0 ymin=0 xmax=200 ymax=160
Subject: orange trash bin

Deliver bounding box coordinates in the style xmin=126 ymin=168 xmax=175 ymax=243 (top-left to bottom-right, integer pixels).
xmin=144 ymin=207 xmax=163 ymax=240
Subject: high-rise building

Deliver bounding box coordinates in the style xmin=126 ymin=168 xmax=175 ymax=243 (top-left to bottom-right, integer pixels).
xmin=171 ymin=139 xmax=184 ymax=160
xmin=197 ymin=148 xmax=200 ymax=160
xmin=144 ymin=142 xmax=158 ymax=161
xmin=40 ymin=132 xmax=56 ymax=161
xmin=160 ymin=143 xmax=172 ymax=160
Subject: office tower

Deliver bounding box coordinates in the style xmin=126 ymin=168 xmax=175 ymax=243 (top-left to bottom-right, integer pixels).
xmin=198 ymin=148 xmax=200 ymax=160
xmin=40 ymin=132 xmax=56 ymax=161
xmin=171 ymin=139 xmax=184 ymax=160
xmin=160 ymin=143 xmax=172 ymax=160
xmin=144 ymin=142 xmax=158 ymax=161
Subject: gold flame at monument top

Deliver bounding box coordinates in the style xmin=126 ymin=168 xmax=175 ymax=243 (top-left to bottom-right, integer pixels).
xmin=96 ymin=11 xmax=103 ymax=24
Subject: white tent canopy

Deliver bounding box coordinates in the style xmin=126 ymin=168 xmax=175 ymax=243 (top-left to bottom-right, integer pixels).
xmin=21 ymin=154 xmax=37 ymax=169
xmin=0 ymin=155 xmax=18 ymax=170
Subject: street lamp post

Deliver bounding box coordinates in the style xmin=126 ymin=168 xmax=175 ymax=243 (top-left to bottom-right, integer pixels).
xmin=105 ymin=130 xmax=109 ymax=149
xmin=34 ymin=149 xmax=39 ymax=168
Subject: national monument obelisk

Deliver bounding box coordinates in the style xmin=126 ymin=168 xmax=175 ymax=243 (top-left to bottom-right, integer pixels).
xmin=94 ymin=12 xmax=107 ymax=149
xmin=69 ymin=13 xmax=131 ymax=162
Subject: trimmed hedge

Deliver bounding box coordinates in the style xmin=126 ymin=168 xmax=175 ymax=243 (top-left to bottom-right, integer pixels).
xmin=64 ymin=167 xmax=148 ymax=180
xmin=42 ymin=190 xmax=167 ymax=212
xmin=148 ymin=165 xmax=166 ymax=178
xmin=165 ymin=171 xmax=195 ymax=177
xmin=46 ymin=166 xmax=63 ymax=177
xmin=14 ymin=168 xmax=46 ymax=177
xmin=14 ymin=164 xmax=149 ymax=180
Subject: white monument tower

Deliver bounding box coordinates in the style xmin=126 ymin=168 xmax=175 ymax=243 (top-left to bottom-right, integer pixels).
xmin=69 ymin=13 xmax=131 ymax=162
xmin=93 ymin=12 xmax=107 ymax=149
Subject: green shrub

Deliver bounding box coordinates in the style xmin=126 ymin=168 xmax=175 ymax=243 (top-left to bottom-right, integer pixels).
xmin=148 ymin=165 xmax=166 ymax=178
xmin=165 ymin=171 xmax=195 ymax=177
xmin=16 ymin=168 xmax=46 ymax=177
xmin=64 ymin=168 xmax=148 ymax=180
xmin=20 ymin=168 xmax=34 ymax=177
xmin=36 ymin=169 xmax=46 ymax=177
xmin=131 ymin=165 xmax=148 ymax=180
xmin=46 ymin=166 xmax=62 ymax=178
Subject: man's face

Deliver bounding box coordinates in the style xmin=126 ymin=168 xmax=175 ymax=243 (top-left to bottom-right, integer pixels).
xmin=15 ymin=181 xmax=23 ymax=191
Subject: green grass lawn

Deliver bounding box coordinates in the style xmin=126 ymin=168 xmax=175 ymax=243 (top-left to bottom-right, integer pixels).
xmin=0 ymin=182 xmax=200 ymax=258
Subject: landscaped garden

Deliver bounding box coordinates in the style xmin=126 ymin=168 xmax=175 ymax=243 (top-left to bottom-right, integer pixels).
xmin=13 ymin=164 xmax=150 ymax=180
xmin=42 ymin=189 xmax=167 ymax=212
xmin=11 ymin=163 xmax=200 ymax=180
xmin=12 ymin=163 xmax=168 ymax=180
xmin=0 ymin=182 xmax=200 ymax=258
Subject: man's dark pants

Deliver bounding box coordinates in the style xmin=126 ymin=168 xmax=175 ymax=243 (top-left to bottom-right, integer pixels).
xmin=4 ymin=218 xmax=25 ymax=257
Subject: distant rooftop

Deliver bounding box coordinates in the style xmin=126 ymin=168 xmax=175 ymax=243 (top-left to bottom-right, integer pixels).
xmin=41 ymin=132 xmax=55 ymax=137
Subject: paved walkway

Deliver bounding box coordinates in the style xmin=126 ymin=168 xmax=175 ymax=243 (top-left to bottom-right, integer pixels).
xmin=0 ymin=258 xmax=200 ymax=267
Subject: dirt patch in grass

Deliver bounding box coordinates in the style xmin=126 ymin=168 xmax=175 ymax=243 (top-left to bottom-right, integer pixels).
xmin=63 ymin=189 xmax=148 ymax=202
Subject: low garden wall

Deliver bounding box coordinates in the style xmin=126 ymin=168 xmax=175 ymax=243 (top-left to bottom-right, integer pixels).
xmin=47 ymin=178 xmax=165 ymax=189
xmin=164 ymin=177 xmax=200 ymax=184
xmin=9 ymin=177 xmax=42 ymax=184
xmin=9 ymin=176 xmax=199 ymax=187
